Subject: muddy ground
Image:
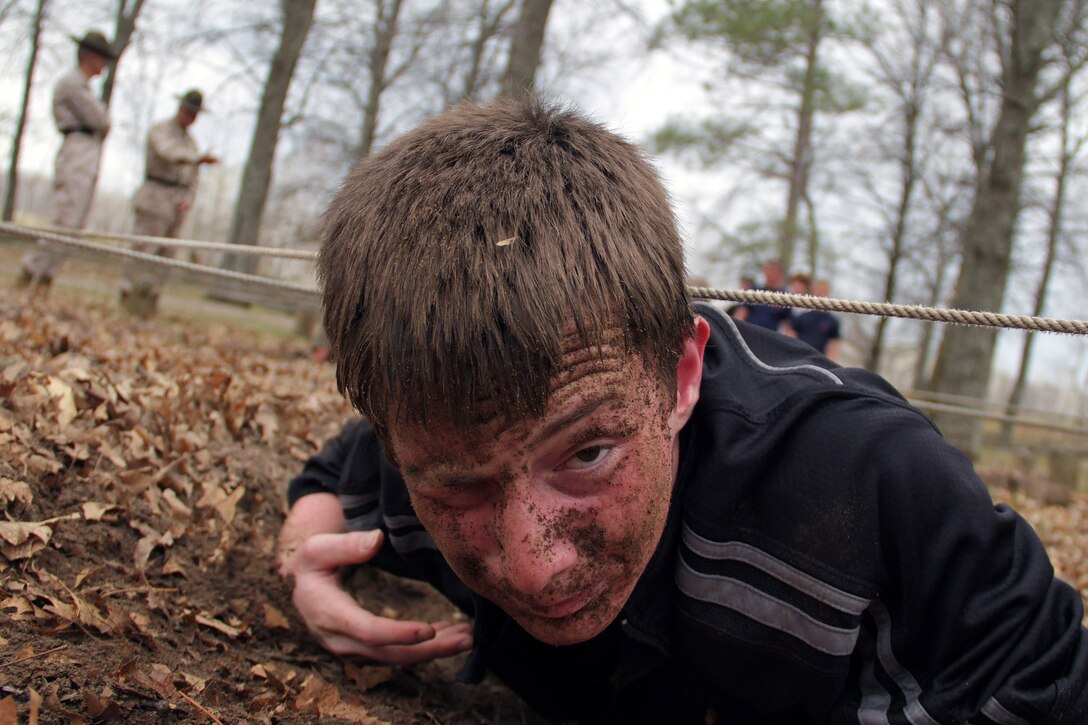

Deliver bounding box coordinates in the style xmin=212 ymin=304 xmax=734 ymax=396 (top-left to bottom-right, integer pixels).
xmin=0 ymin=286 xmax=1085 ymax=724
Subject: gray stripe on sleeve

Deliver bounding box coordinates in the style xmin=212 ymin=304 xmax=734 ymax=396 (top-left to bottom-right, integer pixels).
xmin=339 ymin=491 xmax=380 ymax=509
xmin=675 ymin=558 xmax=860 ymax=656
xmin=389 ymin=530 xmax=438 ymax=553
xmin=344 ymin=509 xmax=381 ymax=532
xmin=383 ymin=513 xmax=425 ymax=530
xmin=682 ymin=524 xmax=869 ymax=614
xmin=980 ymin=697 xmax=1029 ymax=725
xmin=868 ymin=601 xmax=940 ymax=725
xmin=857 ymin=657 xmax=892 ymax=724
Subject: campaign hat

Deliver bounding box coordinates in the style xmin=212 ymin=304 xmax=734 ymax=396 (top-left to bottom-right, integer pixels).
xmin=71 ymin=31 xmax=117 ymax=61
xmin=178 ymin=89 xmax=206 ymax=114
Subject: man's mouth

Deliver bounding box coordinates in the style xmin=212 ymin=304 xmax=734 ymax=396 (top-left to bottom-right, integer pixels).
xmin=527 ymin=583 xmax=606 ymax=619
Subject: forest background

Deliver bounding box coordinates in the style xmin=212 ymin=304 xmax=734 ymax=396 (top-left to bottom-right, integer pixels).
xmin=1 ymin=0 xmax=1087 ymax=458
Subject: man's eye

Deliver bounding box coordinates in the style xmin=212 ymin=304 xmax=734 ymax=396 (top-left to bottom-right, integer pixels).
xmin=567 ymin=445 xmax=609 ymax=469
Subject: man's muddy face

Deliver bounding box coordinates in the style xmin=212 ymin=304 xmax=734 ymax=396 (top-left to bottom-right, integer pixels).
xmin=389 ymin=342 xmax=690 ymax=646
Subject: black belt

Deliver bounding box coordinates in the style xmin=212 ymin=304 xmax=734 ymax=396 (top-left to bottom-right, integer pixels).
xmin=146 ymin=175 xmax=189 ymax=189
xmin=60 ymin=125 xmax=95 ymax=135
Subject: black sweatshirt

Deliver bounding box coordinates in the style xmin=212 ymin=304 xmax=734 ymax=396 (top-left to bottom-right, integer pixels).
xmin=288 ymin=304 xmax=1088 ymax=724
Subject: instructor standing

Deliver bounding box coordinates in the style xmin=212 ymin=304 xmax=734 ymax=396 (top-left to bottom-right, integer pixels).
xmin=120 ymin=90 xmax=218 ymax=317
xmin=17 ymin=30 xmax=116 ymax=296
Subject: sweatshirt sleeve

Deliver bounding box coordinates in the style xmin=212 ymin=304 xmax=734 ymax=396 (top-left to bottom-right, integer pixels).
xmin=286 ymin=418 xmax=368 ymax=505
xmin=867 ymin=409 xmax=1088 ymax=723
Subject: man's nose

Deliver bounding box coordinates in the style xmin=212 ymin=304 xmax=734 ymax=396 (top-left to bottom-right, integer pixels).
xmin=497 ymin=495 xmax=578 ymax=597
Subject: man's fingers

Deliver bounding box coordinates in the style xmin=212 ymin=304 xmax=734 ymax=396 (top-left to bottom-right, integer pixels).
xmin=431 ymin=620 xmax=470 ymax=633
xmin=292 ymin=529 xmax=384 ymax=571
xmin=321 ymin=622 xmax=474 ymax=666
xmin=296 ymin=581 xmax=443 ymax=648
xmin=323 ymin=597 xmax=441 ymax=647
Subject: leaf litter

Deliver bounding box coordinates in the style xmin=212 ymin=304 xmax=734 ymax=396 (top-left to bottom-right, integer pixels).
xmin=0 ymin=290 xmax=542 ymax=724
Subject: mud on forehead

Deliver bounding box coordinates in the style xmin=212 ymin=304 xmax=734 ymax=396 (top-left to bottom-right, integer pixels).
xmin=390 ymin=339 xmax=665 ymax=472
xmin=477 ymin=326 xmax=652 ymax=422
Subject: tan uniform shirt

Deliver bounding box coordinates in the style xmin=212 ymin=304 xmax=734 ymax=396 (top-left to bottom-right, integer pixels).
xmin=51 ymin=65 xmax=110 ymax=230
xmin=53 ymin=66 xmax=110 ymax=135
xmin=122 ymin=118 xmax=205 ymax=294
xmin=132 ymin=118 xmax=202 ymax=222
xmin=20 ymin=67 xmax=110 ymax=278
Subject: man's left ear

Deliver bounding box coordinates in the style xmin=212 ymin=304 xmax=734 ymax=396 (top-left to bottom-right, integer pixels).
xmin=668 ymin=316 xmax=710 ymax=434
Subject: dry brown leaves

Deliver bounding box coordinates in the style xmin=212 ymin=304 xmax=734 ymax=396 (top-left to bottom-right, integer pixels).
xmin=0 ymin=292 xmax=374 ymax=723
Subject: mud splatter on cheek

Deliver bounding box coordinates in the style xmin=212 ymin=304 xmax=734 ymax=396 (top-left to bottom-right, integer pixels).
xmin=571 ymin=515 xmax=606 ymax=559
xmin=614 ymin=524 xmax=654 ymax=576
xmin=452 ymin=552 xmax=486 ymax=589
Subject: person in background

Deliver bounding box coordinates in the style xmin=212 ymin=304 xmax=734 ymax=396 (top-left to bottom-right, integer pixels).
xmin=16 ymin=31 xmax=116 ymax=297
xmin=724 ymin=274 xmax=754 ymax=319
xmin=119 ymin=90 xmax=219 ymax=318
xmin=788 ymin=271 xmax=810 ymax=296
xmin=277 ymin=98 xmax=1087 ymax=724
xmin=730 ymin=259 xmax=790 ymax=332
xmin=788 ymin=278 xmax=841 ymax=361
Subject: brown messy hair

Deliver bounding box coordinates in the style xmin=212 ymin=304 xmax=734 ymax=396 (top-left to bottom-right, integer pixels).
xmin=318 ymin=97 xmax=693 ymax=435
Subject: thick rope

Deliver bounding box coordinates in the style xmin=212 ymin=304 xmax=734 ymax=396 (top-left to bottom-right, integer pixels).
xmin=4 ymin=222 xmax=1087 ymax=336
xmin=1 ymin=222 xmax=317 ymax=295
xmin=25 ymin=222 xmax=316 ymax=259
xmin=689 ymin=287 xmax=1088 ymax=336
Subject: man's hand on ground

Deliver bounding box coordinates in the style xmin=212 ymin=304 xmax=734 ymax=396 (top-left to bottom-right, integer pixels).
xmin=281 ymin=527 xmax=474 ymax=665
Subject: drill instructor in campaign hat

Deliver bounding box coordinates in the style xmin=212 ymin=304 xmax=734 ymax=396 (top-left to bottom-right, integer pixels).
xmin=120 ymin=89 xmax=219 ymax=317
xmin=18 ymin=31 xmax=116 ymax=295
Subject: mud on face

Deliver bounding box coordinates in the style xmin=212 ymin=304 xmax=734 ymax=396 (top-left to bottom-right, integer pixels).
xmin=390 ymin=339 xmax=682 ymax=646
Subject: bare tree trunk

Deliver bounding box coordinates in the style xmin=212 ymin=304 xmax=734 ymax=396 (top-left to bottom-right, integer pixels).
xmin=911 ymin=255 xmax=950 ymax=389
xmin=912 ymin=180 xmax=959 ymax=389
xmin=462 ymin=0 xmax=516 ymax=100
xmin=225 ymin=0 xmax=318 ymax=273
xmin=867 ymin=100 xmax=919 ymax=372
xmin=928 ymin=0 xmax=1062 ymax=457
xmin=100 ymin=0 xmax=146 ymax=108
xmin=358 ymin=0 xmax=405 ymax=159
xmin=802 ymin=185 xmax=819 ymax=277
xmin=778 ymin=0 xmax=822 ymax=271
xmin=911 ymin=313 xmax=936 ymax=389
xmin=500 ymin=0 xmax=553 ymax=96
xmin=999 ymin=73 xmax=1078 ymax=444
xmin=3 ymin=0 xmax=47 ymax=223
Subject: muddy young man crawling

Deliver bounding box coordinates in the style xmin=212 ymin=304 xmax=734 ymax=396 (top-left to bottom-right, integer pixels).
xmin=278 ymin=98 xmax=1088 ymax=723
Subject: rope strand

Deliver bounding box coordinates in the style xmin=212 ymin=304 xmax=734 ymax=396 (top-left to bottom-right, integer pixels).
xmin=1 ymin=222 xmax=317 ymax=295
xmin=687 ymin=287 xmax=1088 ymax=336
xmin=27 ymin=222 xmax=317 ymax=259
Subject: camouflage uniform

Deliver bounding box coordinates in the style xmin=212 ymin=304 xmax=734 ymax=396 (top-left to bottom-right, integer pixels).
xmin=20 ymin=67 xmax=110 ymax=280
xmin=120 ymin=117 xmax=203 ymax=296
